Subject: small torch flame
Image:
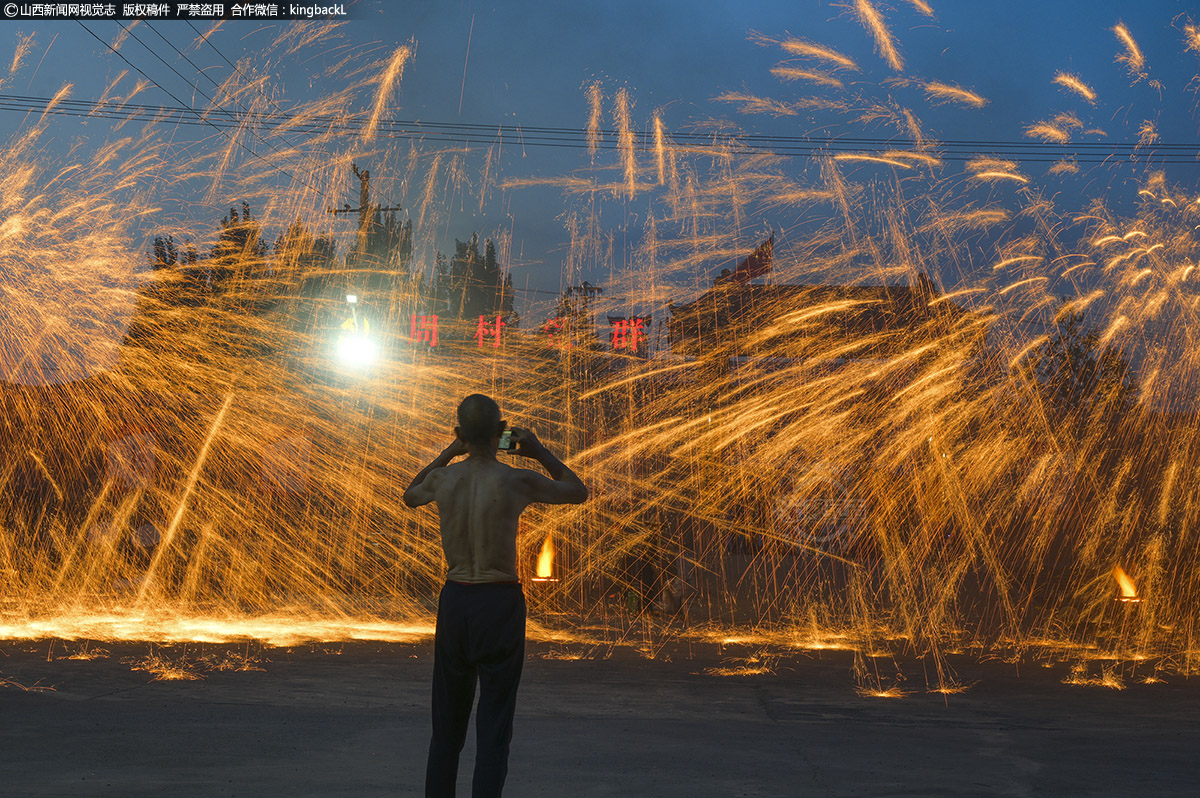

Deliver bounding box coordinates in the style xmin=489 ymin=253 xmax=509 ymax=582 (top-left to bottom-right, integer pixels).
xmin=534 ymin=536 xmax=557 ymax=581
xmin=1112 ymin=566 xmax=1139 ymax=601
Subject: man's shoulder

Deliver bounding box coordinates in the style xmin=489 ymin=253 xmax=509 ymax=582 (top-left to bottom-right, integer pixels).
xmin=499 ymin=461 xmax=542 ymax=479
xmin=445 ymin=458 xmax=530 ymax=483
xmin=487 ymin=461 xmax=547 ymax=494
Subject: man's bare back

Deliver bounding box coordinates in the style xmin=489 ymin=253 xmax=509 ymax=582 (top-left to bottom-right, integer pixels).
xmin=403 ymin=425 xmax=587 ymax=583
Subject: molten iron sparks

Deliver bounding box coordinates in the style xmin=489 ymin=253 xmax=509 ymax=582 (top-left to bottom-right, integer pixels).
xmin=1024 ymin=122 xmax=1072 ymax=143
xmin=760 ymin=34 xmax=859 ymax=71
xmin=364 ymin=44 xmax=412 ymax=142
xmin=0 ymin=14 xmax=1197 ymax=690
xmin=1185 ymin=24 xmax=1200 ymax=56
xmin=770 ymin=67 xmax=845 ymax=90
xmin=1053 ymin=71 xmax=1097 ymax=103
xmin=1112 ymin=22 xmax=1146 ymax=79
xmin=904 ymin=0 xmax=934 ymax=18
xmin=854 ymin=0 xmax=904 ymax=72
xmin=587 ymin=81 xmax=603 ymax=160
xmin=922 ymin=81 xmax=987 ymax=108
xmin=614 ymin=88 xmax=637 ymax=197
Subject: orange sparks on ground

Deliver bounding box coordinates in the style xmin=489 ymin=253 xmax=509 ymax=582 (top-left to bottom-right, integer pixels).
xmin=703 ymin=661 xmax=774 ymax=677
xmin=856 ymin=686 xmax=910 ymax=699
xmin=128 ymin=653 xmax=202 ymax=681
xmin=1063 ymin=663 xmax=1126 ymax=690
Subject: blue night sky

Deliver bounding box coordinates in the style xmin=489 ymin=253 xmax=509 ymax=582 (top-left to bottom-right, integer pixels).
xmin=3 ymin=0 xmax=1198 ymax=318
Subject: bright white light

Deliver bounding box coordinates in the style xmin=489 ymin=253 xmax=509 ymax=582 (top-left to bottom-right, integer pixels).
xmin=337 ymin=335 xmax=376 ymax=367
xmin=346 ymin=294 xmax=358 ymax=304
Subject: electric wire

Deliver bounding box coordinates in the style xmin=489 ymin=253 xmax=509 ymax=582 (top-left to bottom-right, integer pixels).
xmin=74 ymin=22 xmax=331 ymax=200
xmin=5 ymin=89 xmax=1200 ymax=165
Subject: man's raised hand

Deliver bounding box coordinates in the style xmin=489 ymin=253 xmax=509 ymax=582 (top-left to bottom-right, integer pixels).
xmin=508 ymin=427 xmax=544 ymax=459
xmin=444 ymin=433 xmax=470 ymax=459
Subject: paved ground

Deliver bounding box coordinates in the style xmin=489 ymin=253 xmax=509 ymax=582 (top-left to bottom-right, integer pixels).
xmin=1 ymin=636 xmax=1197 ymax=797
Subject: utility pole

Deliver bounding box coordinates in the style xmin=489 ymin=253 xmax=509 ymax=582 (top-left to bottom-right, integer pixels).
xmin=327 ymin=163 xmax=402 ymax=255
xmin=566 ymin=281 xmax=603 ymax=303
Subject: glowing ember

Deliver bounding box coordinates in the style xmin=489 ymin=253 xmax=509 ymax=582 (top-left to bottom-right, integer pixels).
xmin=533 ymin=536 xmax=557 ymax=582
xmin=1113 ymin=566 xmax=1140 ymax=602
xmin=856 ymin=687 xmax=911 ymax=699
xmin=127 ymin=652 xmax=202 ymax=682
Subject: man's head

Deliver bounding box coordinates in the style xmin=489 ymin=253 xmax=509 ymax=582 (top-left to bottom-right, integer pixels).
xmin=456 ymin=394 xmax=505 ymax=448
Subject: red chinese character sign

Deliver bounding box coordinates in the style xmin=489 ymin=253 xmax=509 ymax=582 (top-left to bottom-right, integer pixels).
xmin=608 ymin=315 xmax=651 ymax=356
xmin=410 ymin=314 xmax=439 ymax=347
xmin=541 ymin=317 xmax=571 ymax=349
xmin=541 ymin=282 xmax=603 ymax=351
xmin=475 ymin=315 xmax=506 ymax=348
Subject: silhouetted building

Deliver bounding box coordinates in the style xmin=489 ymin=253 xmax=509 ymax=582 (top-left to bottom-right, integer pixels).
xmin=667 ymin=272 xmax=973 ymax=362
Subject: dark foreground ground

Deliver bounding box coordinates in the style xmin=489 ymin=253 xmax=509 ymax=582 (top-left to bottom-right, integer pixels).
xmin=1 ymin=637 xmax=1196 ymax=797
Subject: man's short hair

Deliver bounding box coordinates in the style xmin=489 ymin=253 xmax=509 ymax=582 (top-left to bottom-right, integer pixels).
xmin=457 ymin=394 xmax=502 ymax=446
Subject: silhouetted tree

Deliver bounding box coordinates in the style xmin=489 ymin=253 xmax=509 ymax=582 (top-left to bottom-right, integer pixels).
xmin=501 ymin=271 xmax=519 ymax=329
xmin=124 ymin=234 xmax=201 ymax=344
xmin=274 ymin=221 xmax=339 ymax=331
xmin=547 ymin=281 xmax=602 ymax=350
xmin=210 ymin=202 xmax=269 ymax=309
xmin=347 ymin=210 xmax=412 ymax=280
xmin=429 ymin=253 xmax=451 ymax=319
xmin=442 ymin=233 xmax=509 ymax=321
xmin=1021 ymin=303 xmax=1136 ymax=428
xmin=151 ymin=235 xmax=178 ymax=271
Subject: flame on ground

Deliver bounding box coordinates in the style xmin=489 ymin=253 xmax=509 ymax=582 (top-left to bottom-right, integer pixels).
xmin=1113 ymin=566 xmax=1139 ymax=600
xmin=536 ymin=536 xmax=555 ymax=579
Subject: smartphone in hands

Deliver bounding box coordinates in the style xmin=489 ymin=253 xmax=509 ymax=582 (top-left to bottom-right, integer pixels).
xmin=498 ymin=430 xmax=517 ymax=454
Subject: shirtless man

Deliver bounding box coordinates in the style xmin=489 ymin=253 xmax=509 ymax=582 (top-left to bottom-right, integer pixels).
xmin=403 ymin=394 xmax=588 ymax=798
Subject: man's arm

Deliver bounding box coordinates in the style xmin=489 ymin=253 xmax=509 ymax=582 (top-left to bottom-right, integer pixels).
xmin=403 ymin=438 xmax=467 ymax=507
xmin=511 ymin=428 xmax=588 ymax=505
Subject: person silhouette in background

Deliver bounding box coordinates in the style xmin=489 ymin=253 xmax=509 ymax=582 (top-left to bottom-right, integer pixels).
xmin=404 ymin=393 xmax=588 ymax=798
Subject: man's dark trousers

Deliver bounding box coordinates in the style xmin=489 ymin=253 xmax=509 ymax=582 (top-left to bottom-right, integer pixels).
xmin=426 ymin=580 xmax=526 ymax=798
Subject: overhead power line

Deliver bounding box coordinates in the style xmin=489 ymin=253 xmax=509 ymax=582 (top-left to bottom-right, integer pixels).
xmin=4 ymin=88 xmax=1200 ymax=166
xmin=134 ymin=22 xmax=317 ymax=181
xmin=73 ymin=22 xmax=330 ymax=200
xmin=177 ymin=20 xmax=404 ymax=212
